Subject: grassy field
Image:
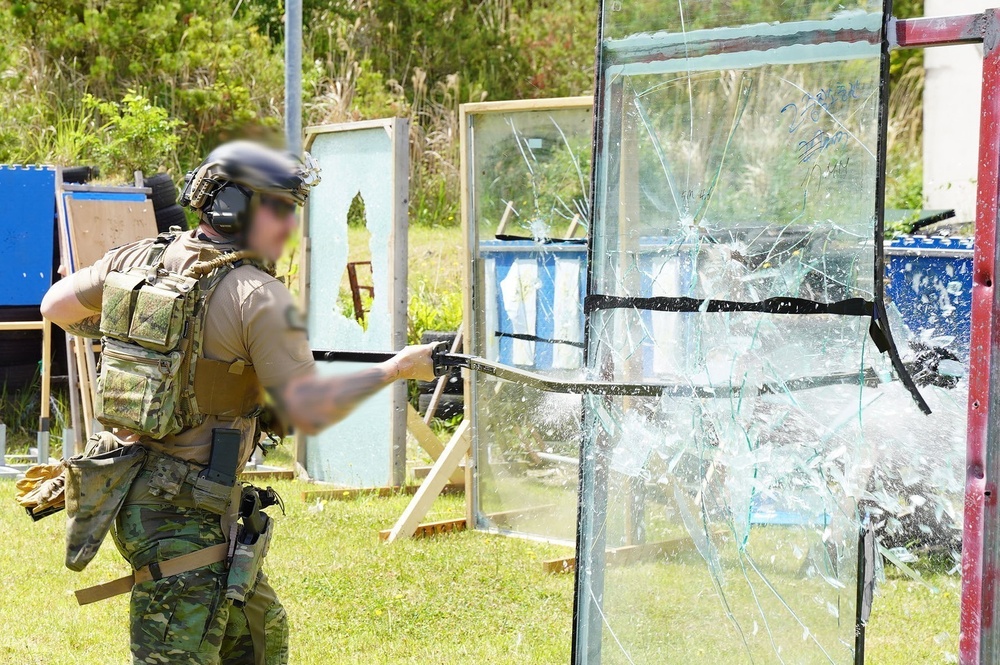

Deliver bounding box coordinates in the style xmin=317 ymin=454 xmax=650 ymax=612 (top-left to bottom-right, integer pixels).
xmin=0 ymin=224 xmax=963 ymax=663
xmin=0 ymin=466 xmax=961 ymax=664
xmin=0 ymin=477 xmax=574 ymax=665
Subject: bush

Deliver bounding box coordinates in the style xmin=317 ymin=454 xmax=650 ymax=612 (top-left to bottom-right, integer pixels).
xmin=83 ymin=91 xmax=183 ymax=179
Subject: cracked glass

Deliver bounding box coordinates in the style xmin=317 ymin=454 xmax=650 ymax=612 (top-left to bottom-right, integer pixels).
xmin=570 ymin=3 xmax=933 ymax=663
xmin=466 ymin=100 xmax=592 ymax=542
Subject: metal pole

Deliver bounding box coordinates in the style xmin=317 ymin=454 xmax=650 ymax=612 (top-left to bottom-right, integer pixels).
xmin=62 ymin=428 xmax=74 ymax=461
xmin=963 ymin=10 xmax=1000 ymax=663
xmin=284 ymin=0 xmax=303 ymax=156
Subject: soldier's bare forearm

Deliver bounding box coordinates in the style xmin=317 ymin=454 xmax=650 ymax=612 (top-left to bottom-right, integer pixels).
xmin=62 ymin=314 xmax=103 ymax=339
xmin=282 ymin=361 xmax=400 ymax=435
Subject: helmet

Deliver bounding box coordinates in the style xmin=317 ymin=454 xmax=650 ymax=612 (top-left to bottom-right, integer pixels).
xmin=179 ymin=140 xmax=321 ymax=236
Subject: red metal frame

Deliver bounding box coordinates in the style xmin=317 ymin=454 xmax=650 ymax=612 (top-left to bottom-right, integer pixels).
xmin=897 ymin=10 xmax=997 ymax=665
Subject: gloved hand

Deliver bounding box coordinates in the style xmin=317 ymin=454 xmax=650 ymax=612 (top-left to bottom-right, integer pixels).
xmin=390 ymin=343 xmax=438 ymax=382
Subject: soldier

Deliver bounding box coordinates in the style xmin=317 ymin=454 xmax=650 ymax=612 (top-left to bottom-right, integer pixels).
xmin=40 ymin=140 xmax=436 ymax=664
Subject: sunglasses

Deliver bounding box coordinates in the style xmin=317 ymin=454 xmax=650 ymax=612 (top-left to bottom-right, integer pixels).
xmin=259 ymin=195 xmax=298 ymax=218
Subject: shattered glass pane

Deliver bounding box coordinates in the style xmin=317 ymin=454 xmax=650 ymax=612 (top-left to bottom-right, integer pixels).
xmin=575 ymin=6 xmax=898 ymax=664
xmin=467 ymin=102 xmax=592 ymax=541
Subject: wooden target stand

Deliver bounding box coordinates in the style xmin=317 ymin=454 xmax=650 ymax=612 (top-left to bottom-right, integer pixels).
xmin=0 ymin=318 xmax=53 ymax=466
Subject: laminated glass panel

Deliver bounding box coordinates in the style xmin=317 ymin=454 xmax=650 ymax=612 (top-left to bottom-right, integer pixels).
xmin=574 ymin=4 xmax=903 ymax=663
xmin=465 ymin=100 xmax=592 ymax=542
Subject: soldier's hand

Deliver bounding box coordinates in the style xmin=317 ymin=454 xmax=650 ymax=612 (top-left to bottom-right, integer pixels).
xmin=390 ymin=344 xmax=437 ymax=382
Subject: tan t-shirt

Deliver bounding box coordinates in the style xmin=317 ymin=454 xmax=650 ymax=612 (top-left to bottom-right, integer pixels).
xmin=74 ymin=230 xmax=315 ymax=466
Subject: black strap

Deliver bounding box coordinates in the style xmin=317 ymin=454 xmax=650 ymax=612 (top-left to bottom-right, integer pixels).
xmin=144 ymin=230 xmax=183 ymax=272
xmin=584 ymin=293 xmax=932 ymax=414
xmin=584 ymin=294 xmax=874 ymax=317
xmin=494 ymin=234 xmax=587 ymax=245
xmin=495 ymin=331 xmax=586 ymax=349
xmin=873 ymin=300 xmax=931 ymax=414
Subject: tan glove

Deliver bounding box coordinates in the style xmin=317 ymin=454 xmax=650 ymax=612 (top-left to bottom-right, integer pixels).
xmin=15 ymin=462 xmax=67 ymax=519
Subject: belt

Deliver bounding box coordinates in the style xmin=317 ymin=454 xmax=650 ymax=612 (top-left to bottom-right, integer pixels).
xmin=75 ymin=542 xmax=230 ymax=605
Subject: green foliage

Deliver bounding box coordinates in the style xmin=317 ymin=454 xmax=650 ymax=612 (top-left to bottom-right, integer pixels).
xmin=0 ymin=371 xmax=68 ymax=451
xmin=0 ymin=0 xmax=282 ymax=175
xmin=83 ymin=91 xmax=183 ymax=177
xmin=407 ymin=282 xmax=463 ymax=346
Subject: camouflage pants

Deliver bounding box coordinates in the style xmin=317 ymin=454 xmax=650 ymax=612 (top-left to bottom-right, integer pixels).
xmin=113 ymin=503 xmax=289 ymax=665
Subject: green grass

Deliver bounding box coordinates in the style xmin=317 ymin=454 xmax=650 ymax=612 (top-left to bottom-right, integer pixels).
xmin=0 ymin=475 xmax=961 ymax=664
xmin=0 ymin=478 xmax=574 ymax=665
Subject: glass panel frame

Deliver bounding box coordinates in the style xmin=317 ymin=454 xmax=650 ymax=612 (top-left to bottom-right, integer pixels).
xmin=301 ymin=119 xmax=410 ymax=487
xmin=462 ymin=98 xmax=594 ymax=544
xmin=573 ymin=4 xmax=900 ymax=663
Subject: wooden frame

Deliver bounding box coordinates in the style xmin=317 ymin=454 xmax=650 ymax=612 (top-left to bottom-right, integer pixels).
xmin=459 ymin=96 xmax=593 ymax=534
xmin=0 ymin=320 xmax=52 ymax=464
xmin=297 ymin=118 xmax=410 ymax=486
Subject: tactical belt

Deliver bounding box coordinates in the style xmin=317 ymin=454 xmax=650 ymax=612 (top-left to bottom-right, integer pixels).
xmin=75 ymin=542 xmax=230 ymax=605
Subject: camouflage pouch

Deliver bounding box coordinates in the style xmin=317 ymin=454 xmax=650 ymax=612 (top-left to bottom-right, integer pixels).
xmin=225 ymin=516 xmax=273 ymax=606
xmin=100 ymin=270 xmax=146 ymax=341
xmin=95 ymin=338 xmax=184 ymax=439
xmin=128 ymin=274 xmax=199 ymax=353
xmin=64 ymin=436 xmax=146 ymax=572
xmin=191 ymin=476 xmax=236 ymax=515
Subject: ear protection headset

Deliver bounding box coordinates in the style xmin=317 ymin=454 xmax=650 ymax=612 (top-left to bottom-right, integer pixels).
xmin=204 ymin=182 xmax=255 ymax=236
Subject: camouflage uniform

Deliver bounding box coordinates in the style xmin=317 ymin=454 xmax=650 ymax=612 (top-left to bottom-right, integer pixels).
xmin=71 ymin=230 xmax=314 ymax=665
xmin=113 ymin=504 xmax=287 ymax=665
xmin=65 ymin=143 xmax=317 ymax=665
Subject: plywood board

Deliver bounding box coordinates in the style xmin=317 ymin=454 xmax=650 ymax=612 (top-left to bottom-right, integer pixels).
xmin=65 ymin=197 xmax=156 ymax=269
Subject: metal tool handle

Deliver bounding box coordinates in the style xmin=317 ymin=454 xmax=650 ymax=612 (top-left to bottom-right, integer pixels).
xmin=312 ymin=347 xmax=467 ymax=377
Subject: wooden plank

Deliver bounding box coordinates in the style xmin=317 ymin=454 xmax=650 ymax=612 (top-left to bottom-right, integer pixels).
xmin=486 ymin=504 xmax=557 ymax=527
xmin=460 ymin=96 xmax=593 ymax=116
xmin=240 ymin=469 xmax=295 ymax=481
xmin=40 ymin=318 xmax=51 ymax=426
xmin=407 ymin=403 xmax=445 ymax=459
xmin=459 ymin=101 xmax=476 ymax=533
xmin=65 ymin=198 xmax=157 ymax=270
xmin=541 ymin=536 xmax=701 ymax=574
xmin=0 ymin=321 xmax=44 ymax=331
xmin=63 ymin=336 xmax=83 ymax=454
xmin=388 ymin=117 xmax=410 ymax=488
xmin=301 ymin=483 xmax=464 ymax=503
xmin=378 ymin=517 xmax=467 ymax=541
xmin=384 ymin=420 xmax=471 ymax=542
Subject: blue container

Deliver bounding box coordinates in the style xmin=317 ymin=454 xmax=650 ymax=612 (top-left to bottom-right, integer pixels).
xmin=885 ymin=235 xmax=974 ymax=359
xmin=479 ymin=240 xmax=588 ymax=369
xmin=481 ymin=234 xmax=976 ymax=368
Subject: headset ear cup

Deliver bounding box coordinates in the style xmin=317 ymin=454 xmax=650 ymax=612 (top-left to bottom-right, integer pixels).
xmin=207 ymin=184 xmax=253 ymax=236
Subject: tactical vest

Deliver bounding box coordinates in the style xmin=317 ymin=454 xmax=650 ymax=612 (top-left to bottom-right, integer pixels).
xmin=95 ymin=229 xmax=264 ymax=439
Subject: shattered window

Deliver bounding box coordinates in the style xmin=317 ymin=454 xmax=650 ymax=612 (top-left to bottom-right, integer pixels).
xmin=570 ymin=4 xmax=944 ymax=663
xmin=466 ymin=101 xmax=592 ymax=542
